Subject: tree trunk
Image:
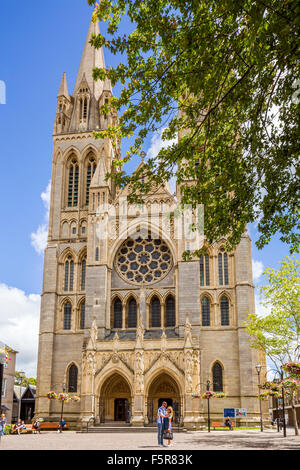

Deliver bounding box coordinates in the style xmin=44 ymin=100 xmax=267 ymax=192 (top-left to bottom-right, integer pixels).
xmin=291 ymin=397 xmax=299 ymax=436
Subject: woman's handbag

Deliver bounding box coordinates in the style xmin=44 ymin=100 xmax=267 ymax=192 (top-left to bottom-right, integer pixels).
xmin=163 ymin=430 xmax=173 ymax=440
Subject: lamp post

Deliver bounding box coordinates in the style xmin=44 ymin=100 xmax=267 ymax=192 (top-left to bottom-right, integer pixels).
xmin=206 ymin=380 xmax=212 ymax=433
xmin=18 ymin=371 xmax=26 ymax=422
xmin=194 ymin=380 xmax=219 ymax=432
xmin=280 ymin=366 xmax=287 ymax=438
xmin=255 ymin=364 xmax=263 ymax=432
xmin=59 ymin=383 xmax=67 ymax=433
xmin=273 ymin=378 xmax=280 ymax=432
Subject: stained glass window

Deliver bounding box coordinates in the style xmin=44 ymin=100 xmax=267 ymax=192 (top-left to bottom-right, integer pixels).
xmin=221 ymin=296 xmax=229 ymax=326
xmin=202 ymin=297 xmax=210 ymax=326
xmin=151 ymin=297 xmax=161 ymax=328
xmin=64 ymin=301 xmax=72 ymax=330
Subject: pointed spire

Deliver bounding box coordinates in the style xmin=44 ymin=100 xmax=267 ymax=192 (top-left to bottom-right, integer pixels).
xmin=57 ymin=72 xmax=70 ymax=100
xmin=90 ymin=157 xmax=109 ymax=189
xmin=73 ymin=20 xmax=106 ymax=101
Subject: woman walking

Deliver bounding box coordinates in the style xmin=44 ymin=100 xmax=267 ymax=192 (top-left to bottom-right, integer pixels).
xmin=164 ymin=406 xmax=174 ymax=447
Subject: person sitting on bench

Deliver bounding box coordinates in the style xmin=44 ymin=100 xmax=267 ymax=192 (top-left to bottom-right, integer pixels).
xmin=224 ymin=417 xmax=233 ymax=430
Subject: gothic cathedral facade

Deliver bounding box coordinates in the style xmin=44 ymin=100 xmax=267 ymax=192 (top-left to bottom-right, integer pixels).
xmin=35 ymin=21 xmax=266 ymax=429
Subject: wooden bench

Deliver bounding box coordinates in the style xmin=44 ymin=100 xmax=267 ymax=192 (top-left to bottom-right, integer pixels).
xmin=39 ymin=422 xmax=69 ymax=430
xmin=12 ymin=424 xmax=33 ymax=434
xmin=12 ymin=422 xmax=69 ymax=433
xmin=211 ymin=421 xmax=235 ymax=430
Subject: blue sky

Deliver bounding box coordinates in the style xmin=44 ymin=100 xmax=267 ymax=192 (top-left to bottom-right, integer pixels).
xmin=0 ymin=0 xmax=295 ymax=376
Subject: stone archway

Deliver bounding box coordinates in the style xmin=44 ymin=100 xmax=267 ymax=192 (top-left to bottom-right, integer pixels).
xmin=99 ymin=373 xmax=132 ymax=423
xmin=146 ymin=372 xmax=182 ymax=425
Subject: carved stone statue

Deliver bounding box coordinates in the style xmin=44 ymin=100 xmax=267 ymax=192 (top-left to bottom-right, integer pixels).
xmin=86 ymin=352 xmax=96 ymax=375
xmin=88 ymin=316 xmax=98 ymax=350
xmin=184 ymin=312 xmax=193 ymax=348
xmin=135 ymin=350 xmax=144 ymax=394
xmin=161 ymin=328 xmax=167 ymax=352
xmin=135 ymin=314 xmax=144 ymax=349
xmin=113 ymin=330 xmax=119 ymax=353
xmin=185 ymin=349 xmax=193 ymax=393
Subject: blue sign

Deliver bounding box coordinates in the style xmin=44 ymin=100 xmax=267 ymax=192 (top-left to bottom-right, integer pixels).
xmin=224 ymin=408 xmax=235 ymax=418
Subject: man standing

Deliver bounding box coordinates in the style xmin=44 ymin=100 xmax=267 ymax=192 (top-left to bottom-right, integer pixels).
xmin=0 ymin=414 xmax=6 ymax=436
xmin=157 ymin=401 xmax=167 ymax=447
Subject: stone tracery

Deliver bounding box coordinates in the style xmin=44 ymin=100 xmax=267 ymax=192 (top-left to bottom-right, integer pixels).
xmin=115 ymin=236 xmax=173 ymax=285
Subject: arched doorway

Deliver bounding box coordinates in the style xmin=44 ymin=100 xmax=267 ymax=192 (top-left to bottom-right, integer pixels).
xmin=146 ymin=372 xmax=182 ymax=425
xmin=99 ymin=373 xmax=132 ymax=423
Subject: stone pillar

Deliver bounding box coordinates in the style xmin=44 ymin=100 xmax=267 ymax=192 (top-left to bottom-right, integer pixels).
xmin=80 ymin=350 xmax=96 ymax=427
xmin=35 ymin=246 xmax=58 ymax=420
xmin=139 ymin=287 xmax=147 ymax=327
xmin=131 ymin=350 xmax=145 ymax=426
xmin=80 ymin=318 xmax=98 ymax=427
xmin=131 ymin=317 xmax=145 ymax=426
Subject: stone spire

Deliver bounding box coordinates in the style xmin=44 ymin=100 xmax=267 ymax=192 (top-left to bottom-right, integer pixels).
xmin=57 ymin=72 xmax=70 ymax=100
xmin=90 ymin=156 xmax=108 ymax=189
xmin=69 ymin=20 xmax=113 ymax=132
xmin=73 ymin=20 xmax=106 ymax=101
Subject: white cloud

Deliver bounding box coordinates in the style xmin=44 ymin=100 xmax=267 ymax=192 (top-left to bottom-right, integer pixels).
xmin=30 ymin=181 xmax=51 ymax=255
xmin=255 ymin=292 xmax=272 ymax=318
xmin=147 ymin=128 xmax=177 ymax=194
xmin=0 ymin=283 xmax=40 ymax=377
xmin=252 ymin=259 xmax=264 ymax=282
xmin=30 ymin=224 xmax=48 ymax=255
xmin=41 ymin=181 xmax=51 ymax=219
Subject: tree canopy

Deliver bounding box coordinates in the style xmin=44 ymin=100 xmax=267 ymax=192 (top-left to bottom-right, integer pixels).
xmin=245 ymin=256 xmax=300 ymax=367
xmin=89 ymin=0 xmax=299 ymax=253
xmin=14 ymin=371 xmax=36 ymax=387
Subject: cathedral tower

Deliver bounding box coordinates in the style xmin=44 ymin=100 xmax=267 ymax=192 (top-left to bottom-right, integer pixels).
xmin=35 ymin=20 xmax=267 ymax=429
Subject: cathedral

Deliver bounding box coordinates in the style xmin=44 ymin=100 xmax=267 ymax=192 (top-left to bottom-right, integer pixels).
xmin=35 ymin=20 xmax=266 ymax=429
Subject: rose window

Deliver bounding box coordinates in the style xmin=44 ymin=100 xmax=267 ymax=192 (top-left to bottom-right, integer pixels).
xmin=115 ymin=236 xmax=173 ymax=285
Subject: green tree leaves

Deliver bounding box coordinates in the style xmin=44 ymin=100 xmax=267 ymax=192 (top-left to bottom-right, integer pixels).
xmin=89 ymin=0 xmax=300 ymax=252
xmin=245 ymin=257 xmax=300 ymax=365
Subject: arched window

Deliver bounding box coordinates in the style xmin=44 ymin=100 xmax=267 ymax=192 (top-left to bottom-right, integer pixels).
xmin=80 ymin=300 xmax=85 ymax=329
xmin=86 ymin=155 xmax=97 ymax=205
xmin=201 ymin=296 xmax=210 ymax=326
xmin=83 ymin=98 xmax=88 ymax=119
xmin=220 ymin=296 xmax=230 ymax=326
xmin=79 ymin=98 xmax=83 ymax=121
xmin=64 ymin=255 xmax=74 ymax=292
xmin=165 ymin=295 xmax=175 ymax=327
xmin=113 ymin=298 xmax=122 ymax=329
xmin=127 ymin=298 xmax=137 ymax=328
xmin=68 ymin=158 xmax=79 ymax=207
xmin=81 ymin=256 xmax=86 ymax=291
xmin=218 ymin=248 xmax=229 ymax=286
xmin=212 ymin=362 xmax=223 ymax=392
xmin=151 ymin=296 xmax=161 ymax=328
xmin=200 ymin=254 xmax=210 ymax=286
xmin=68 ymin=364 xmax=78 ymax=393
xmin=64 ymin=301 xmax=72 ymax=330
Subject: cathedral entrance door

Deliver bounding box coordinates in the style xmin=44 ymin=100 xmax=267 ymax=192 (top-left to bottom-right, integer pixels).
xmin=114 ymin=399 xmax=126 ymax=421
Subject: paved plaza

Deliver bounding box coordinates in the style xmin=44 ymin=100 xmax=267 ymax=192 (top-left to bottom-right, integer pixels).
xmin=1 ymin=428 xmax=300 ymax=451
